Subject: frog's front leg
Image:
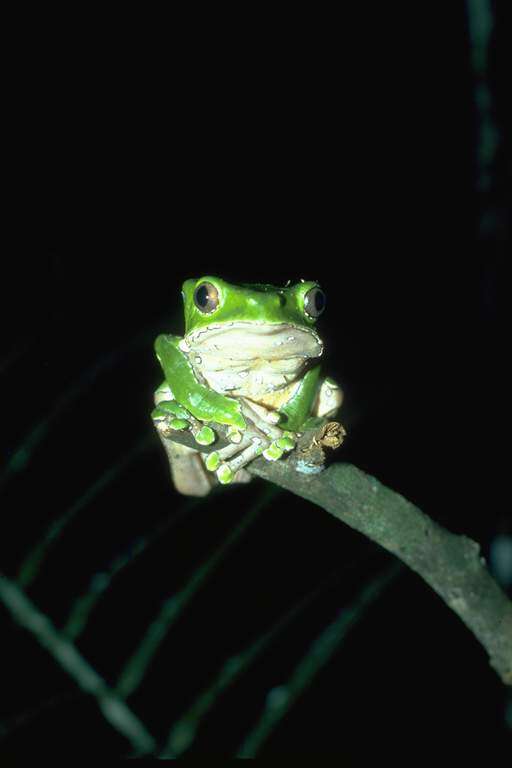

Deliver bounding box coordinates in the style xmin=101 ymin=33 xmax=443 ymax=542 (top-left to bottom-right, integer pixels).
xmin=204 ymin=400 xmax=296 ymax=485
xmin=208 ymin=370 xmax=344 ymax=485
xmin=239 ymin=400 xmax=296 ymax=461
xmin=152 ymin=381 xmax=217 ymax=447
xmin=153 ymin=382 xmax=253 ymax=493
xmin=152 ymin=382 xmax=219 ymax=496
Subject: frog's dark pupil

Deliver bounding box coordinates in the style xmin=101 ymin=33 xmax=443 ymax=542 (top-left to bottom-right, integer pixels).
xmin=314 ymin=290 xmax=325 ymax=312
xmin=196 ymin=285 xmax=209 ymax=307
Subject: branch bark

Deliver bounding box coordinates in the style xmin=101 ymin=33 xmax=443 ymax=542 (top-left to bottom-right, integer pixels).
xmin=164 ymin=425 xmax=512 ymax=685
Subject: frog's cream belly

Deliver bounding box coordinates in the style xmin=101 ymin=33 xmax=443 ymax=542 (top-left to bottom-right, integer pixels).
xmin=185 ymin=322 xmax=322 ymax=400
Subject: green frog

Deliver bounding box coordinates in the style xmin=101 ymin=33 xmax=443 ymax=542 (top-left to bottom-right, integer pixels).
xmin=152 ymin=276 xmax=343 ymax=495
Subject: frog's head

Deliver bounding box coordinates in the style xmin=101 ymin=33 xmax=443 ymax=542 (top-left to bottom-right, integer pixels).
xmin=181 ymin=275 xmax=325 ymax=362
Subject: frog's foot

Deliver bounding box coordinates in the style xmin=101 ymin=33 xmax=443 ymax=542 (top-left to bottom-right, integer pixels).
xmin=152 ymin=401 xmax=217 ymax=447
xmin=239 ymin=400 xmax=282 ymax=441
xmin=210 ymin=437 xmax=265 ymax=485
xmin=239 ymin=400 xmax=297 ymax=463
xmin=199 ymin=436 xmax=257 ymax=486
xmin=204 ymin=429 xmax=296 ymax=485
xmin=164 ymin=441 xmax=216 ymax=497
xmin=262 ymin=432 xmax=296 ymax=461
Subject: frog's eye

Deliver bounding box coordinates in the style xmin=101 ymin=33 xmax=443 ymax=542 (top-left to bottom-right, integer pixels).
xmin=194 ymin=282 xmax=220 ymax=313
xmin=304 ymin=287 xmax=326 ymax=318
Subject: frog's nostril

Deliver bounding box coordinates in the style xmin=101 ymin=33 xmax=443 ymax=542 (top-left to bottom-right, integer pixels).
xmin=277 ymin=293 xmax=286 ymax=307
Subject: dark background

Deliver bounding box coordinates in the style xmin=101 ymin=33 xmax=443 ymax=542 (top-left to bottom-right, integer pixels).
xmin=1 ymin=2 xmax=511 ymax=759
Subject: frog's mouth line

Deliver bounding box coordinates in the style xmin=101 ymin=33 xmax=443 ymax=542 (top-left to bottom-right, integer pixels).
xmin=185 ymin=321 xmax=323 ymax=362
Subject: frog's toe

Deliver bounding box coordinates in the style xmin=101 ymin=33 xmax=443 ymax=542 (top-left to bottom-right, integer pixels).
xmin=216 ymin=438 xmax=264 ymax=481
xmin=205 ymin=451 xmax=221 ymax=472
xmin=168 ymin=418 xmax=191 ymax=431
xmin=262 ymin=432 xmax=296 ymax=461
xmin=152 ymin=408 xmax=191 ymax=437
xmin=152 ymin=401 xmax=196 ymax=437
xmin=216 ymin=463 xmax=235 ymax=485
xmin=212 ymin=461 xmax=251 ymax=487
xmin=151 ymin=406 xmax=169 ymax=424
xmin=202 ymin=436 xmax=252 ymax=473
xmin=216 ymin=463 xmax=252 ymax=485
xmin=276 ymin=433 xmax=296 ymax=452
xmin=194 ymin=426 xmax=216 ymax=446
xmin=226 ymin=426 xmax=243 ymax=444
xmin=156 ymin=401 xmax=191 ymax=421
xmin=262 ymin=442 xmax=284 ymax=461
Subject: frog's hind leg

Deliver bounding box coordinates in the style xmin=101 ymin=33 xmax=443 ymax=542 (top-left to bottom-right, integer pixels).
xmin=156 ymin=428 xmax=250 ymax=495
xmin=313 ymin=378 xmax=343 ymax=418
xmin=157 ymin=433 xmax=216 ymax=497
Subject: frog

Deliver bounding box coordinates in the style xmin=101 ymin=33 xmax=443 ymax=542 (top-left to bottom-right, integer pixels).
xmin=152 ymin=276 xmax=343 ymax=496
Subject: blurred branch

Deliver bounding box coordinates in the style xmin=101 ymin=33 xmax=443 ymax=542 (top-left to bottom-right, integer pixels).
xmin=0 ymin=692 xmax=81 ymax=742
xmin=17 ymin=435 xmax=154 ymax=589
xmin=236 ymin=562 xmax=401 ymax=757
xmin=466 ymin=0 xmax=502 ymax=237
xmin=0 ymin=326 xmax=156 ymax=493
xmin=62 ymin=494 xmax=201 ymax=641
xmin=161 ymin=562 xmax=399 ymax=758
xmin=115 ymin=485 xmax=277 ymax=700
xmin=165 ymin=426 xmax=512 ymax=685
xmin=0 ymin=574 xmax=156 ymax=756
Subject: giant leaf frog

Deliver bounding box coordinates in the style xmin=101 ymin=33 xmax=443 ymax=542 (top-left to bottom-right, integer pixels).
xmin=152 ymin=276 xmax=342 ymax=496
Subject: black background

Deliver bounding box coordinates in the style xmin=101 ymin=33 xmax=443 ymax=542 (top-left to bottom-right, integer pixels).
xmin=1 ymin=3 xmax=511 ymax=759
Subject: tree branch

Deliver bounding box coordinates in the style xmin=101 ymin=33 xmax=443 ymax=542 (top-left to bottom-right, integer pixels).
xmin=162 ymin=425 xmax=512 ymax=685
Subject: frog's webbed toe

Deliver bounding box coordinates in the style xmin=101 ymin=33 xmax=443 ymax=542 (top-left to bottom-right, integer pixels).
xmin=214 ymin=438 xmax=265 ymax=484
xmin=152 ymin=400 xmax=217 ymax=446
xmin=199 ymin=434 xmax=254 ymax=484
xmin=203 ymin=427 xmax=296 ymax=485
xmin=262 ymin=433 xmax=296 ymax=462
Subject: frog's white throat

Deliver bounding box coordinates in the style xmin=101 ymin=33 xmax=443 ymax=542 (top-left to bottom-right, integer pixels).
xmin=182 ymin=322 xmax=323 ymax=398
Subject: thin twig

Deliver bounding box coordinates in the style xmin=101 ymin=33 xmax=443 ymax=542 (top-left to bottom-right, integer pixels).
xmin=0 ymin=574 xmax=156 ymax=756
